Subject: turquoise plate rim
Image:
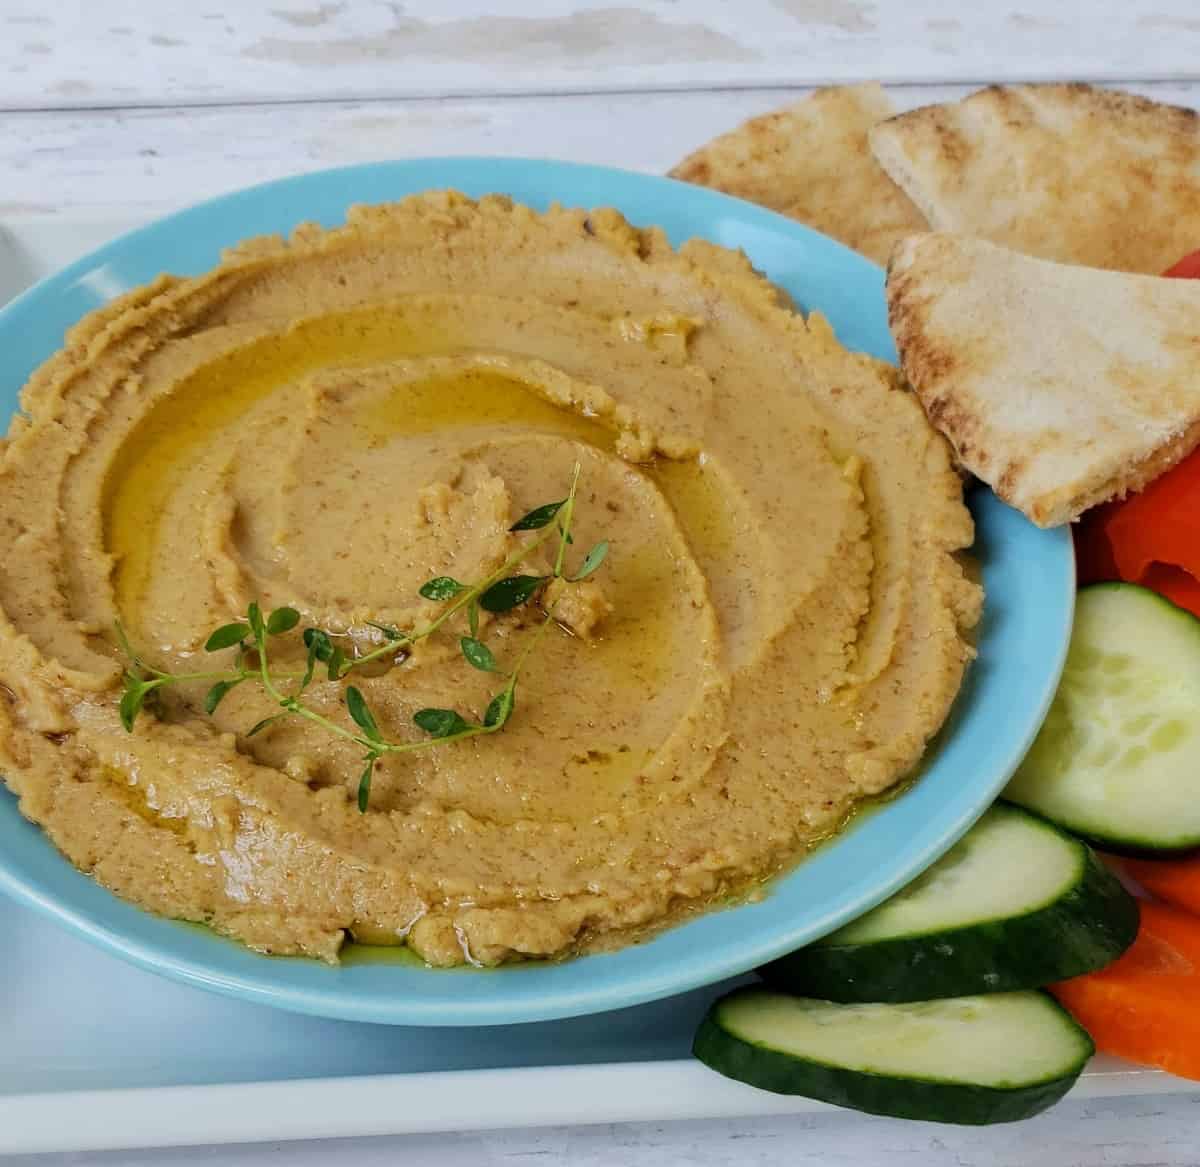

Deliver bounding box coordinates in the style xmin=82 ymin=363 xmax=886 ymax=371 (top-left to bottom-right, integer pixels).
xmin=0 ymin=158 xmax=1074 ymax=1026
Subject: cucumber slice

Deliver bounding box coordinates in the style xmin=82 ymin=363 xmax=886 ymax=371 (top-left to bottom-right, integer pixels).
xmin=1006 ymin=583 xmax=1200 ymax=853
xmin=693 ymin=988 xmax=1092 ymax=1125
xmin=759 ymin=803 xmax=1137 ymax=1001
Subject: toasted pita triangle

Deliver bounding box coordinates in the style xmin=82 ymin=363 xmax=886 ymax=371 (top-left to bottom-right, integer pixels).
xmin=871 ymin=84 xmax=1200 ymax=275
xmin=670 ymin=83 xmax=926 ymax=265
xmin=887 ymin=233 xmax=1200 ymax=527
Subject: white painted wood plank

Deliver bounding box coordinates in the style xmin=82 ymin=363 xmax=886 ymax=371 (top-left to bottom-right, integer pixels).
xmin=5 ymin=81 xmax=1199 ymax=220
xmin=3 ymin=0 xmax=1200 ymax=111
xmin=7 ymin=1091 xmax=1200 ymax=1166
xmin=0 ymin=1052 xmax=1182 ymax=1154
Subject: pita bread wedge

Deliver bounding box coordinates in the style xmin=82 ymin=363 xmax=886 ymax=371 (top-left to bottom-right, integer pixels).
xmin=670 ymin=83 xmax=926 ymax=265
xmin=871 ymin=84 xmax=1200 ymax=275
xmin=888 ymin=232 xmax=1200 ymax=527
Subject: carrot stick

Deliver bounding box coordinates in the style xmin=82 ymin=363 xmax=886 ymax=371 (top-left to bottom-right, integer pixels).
xmin=1163 ymin=249 xmax=1200 ymax=278
xmin=1051 ymin=900 xmax=1200 ymax=1080
xmin=1074 ymin=448 xmax=1200 ymax=620
xmin=1117 ymin=854 xmax=1200 ymax=917
xmin=1073 ymin=251 xmax=1200 ymax=619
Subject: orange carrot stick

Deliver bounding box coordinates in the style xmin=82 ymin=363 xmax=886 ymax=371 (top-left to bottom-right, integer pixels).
xmin=1118 ymin=854 xmax=1200 ymax=917
xmin=1163 ymin=249 xmax=1200 ymax=278
xmin=1051 ymin=900 xmax=1200 ymax=1080
xmin=1074 ymin=448 xmax=1200 ymax=621
xmin=1073 ymin=251 xmax=1200 ymax=619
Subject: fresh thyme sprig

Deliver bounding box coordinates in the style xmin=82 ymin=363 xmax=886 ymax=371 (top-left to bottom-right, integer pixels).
xmin=115 ymin=464 xmax=608 ymax=811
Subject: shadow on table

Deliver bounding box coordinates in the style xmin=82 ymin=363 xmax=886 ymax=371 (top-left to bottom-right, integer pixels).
xmin=0 ymin=228 xmax=41 ymax=310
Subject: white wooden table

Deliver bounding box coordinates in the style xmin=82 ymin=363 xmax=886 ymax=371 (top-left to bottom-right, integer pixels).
xmin=4 ymin=2 xmax=1200 ymax=1163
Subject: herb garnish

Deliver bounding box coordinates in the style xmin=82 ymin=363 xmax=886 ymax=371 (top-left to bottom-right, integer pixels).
xmin=115 ymin=464 xmax=607 ymax=811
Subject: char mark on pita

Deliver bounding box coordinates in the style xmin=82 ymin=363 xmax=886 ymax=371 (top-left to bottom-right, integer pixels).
xmin=887 ymin=232 xmax=1200 ymax=527
xmin=870 ymin=84 xmax=1200 ymax=276
xmin=670 ymin=83 xmax=926 ymax=265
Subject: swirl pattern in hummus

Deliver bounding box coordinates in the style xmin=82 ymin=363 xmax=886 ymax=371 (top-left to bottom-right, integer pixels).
xmin=0 ymin=194 xmax=980 ymax=966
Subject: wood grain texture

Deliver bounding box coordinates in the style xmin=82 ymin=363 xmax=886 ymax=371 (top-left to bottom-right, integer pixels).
xmin=5 ymin=82 xmax=1199 ymax=219
xmin=2 ymin=0 xmax=1200 ymax=110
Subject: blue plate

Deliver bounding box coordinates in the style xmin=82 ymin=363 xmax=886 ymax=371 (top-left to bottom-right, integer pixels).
xmin=0 ymin=159 xmax=1074 ymax=1026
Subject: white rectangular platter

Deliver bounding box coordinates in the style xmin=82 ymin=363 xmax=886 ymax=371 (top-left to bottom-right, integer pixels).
xmin=0 ymin=211 xmax=1185 ymax=1157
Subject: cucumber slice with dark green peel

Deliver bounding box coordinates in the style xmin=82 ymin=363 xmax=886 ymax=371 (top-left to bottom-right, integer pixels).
xmin=1006 ymin=583 xmax=1200 ymax=854
xmin=693 ymin=988 xmax=1093 ymax=1125
xmin=759 ymin=803 xmax=1137 ymax=1002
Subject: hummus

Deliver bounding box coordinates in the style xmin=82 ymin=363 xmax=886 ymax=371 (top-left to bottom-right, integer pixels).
xmin=0 ymin=194 xmax=980 ymax=966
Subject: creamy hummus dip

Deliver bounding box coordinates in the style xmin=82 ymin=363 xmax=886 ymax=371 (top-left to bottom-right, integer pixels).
xmin=0 ymin=194 xmax=980 ymax=966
